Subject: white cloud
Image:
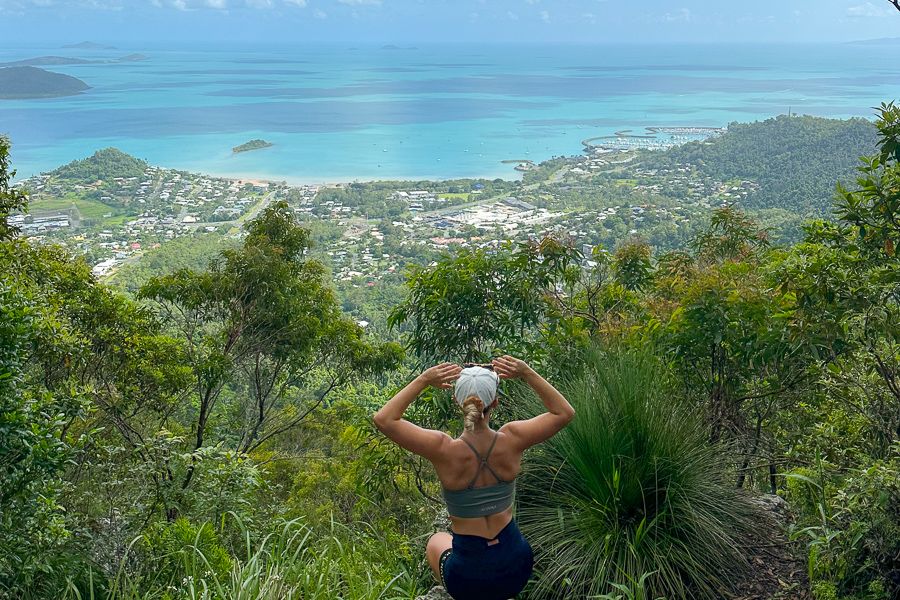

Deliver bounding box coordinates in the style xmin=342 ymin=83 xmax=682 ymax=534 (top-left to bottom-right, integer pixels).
xmin=663 ymin=7 xmax=691 ymax=22
xmin=524 ymin=0 xmax=539 ymax=4
xmin=313 ymin=7 xmax=326 ymax=17
xmin=506 ymin=10 xmax=518 ymax=20
xmin=205 ymin=0 xmax=225 ymax=8
xmin=337 ymin=0 xmax=381 ymax=5
xmin=283 ymin=0 xmax=306 ymax=6
xmin=539 ymin=9 xmax=549 ymax=22
xmin=846 ymin=2 xmax=890 ymax=17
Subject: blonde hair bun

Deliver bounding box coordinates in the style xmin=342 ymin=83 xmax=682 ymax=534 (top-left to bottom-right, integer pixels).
xmin=462 ymin=395 xmax=485 ymax=433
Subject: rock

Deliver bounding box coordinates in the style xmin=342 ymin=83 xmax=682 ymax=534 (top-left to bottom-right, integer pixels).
xmin=750 ymin=494 xmax=791 ymax=524
xmin=415 ymin=586 xmax=453 ymax=600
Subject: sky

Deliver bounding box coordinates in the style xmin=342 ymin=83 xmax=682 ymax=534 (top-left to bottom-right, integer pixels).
xmin=0 ymin=0 xmax=898 ymax=45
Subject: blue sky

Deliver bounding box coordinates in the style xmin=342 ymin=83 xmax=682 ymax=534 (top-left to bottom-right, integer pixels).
xmin=0 ymin=0 xmax=898 ymax=44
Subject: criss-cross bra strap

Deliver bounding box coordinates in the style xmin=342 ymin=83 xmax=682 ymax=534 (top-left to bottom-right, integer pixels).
xmin=461 ymin=432 xmax=505 ymax=489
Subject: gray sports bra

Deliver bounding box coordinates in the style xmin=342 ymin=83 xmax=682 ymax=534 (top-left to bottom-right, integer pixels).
xmin=441 ymin=432 xmax=516 ymax=519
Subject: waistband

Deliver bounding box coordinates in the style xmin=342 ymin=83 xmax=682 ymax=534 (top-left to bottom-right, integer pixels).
xmin=450 ymin=519 xmax=523 ymax=553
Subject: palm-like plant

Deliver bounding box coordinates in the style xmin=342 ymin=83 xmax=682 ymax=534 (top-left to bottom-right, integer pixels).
xmin=515 ymin=347 xmax=760 ymax=599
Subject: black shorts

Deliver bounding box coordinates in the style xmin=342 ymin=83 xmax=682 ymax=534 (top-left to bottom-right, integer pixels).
xmin=439 ymin=519 xmax=533 ymax=600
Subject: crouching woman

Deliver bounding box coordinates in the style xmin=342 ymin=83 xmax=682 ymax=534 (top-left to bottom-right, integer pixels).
xmin=374 ymin=356 xmax=575 ymax=600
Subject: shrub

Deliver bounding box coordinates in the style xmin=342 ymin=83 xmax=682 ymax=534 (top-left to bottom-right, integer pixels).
xmin=142 ymin=519 xmax=234 ymax=587
xmin=516 ymin=347 xmax=761 ymax=599
xmin=788 ymin=445 xmax=900 ymax=600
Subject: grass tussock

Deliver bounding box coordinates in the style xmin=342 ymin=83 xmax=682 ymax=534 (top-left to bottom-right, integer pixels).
xmin=516 ymin=347 xmax=761 ymax=599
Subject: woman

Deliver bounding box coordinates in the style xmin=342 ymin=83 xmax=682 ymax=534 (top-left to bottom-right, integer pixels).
xmin=373 ymin=355 xmax=575 ymax=600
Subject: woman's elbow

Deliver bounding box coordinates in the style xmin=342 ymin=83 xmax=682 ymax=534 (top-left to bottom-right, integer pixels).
xmin=372 ymin=411 xmax=388 ymax=432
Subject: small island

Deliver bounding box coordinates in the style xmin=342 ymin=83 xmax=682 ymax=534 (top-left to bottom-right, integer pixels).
xmin=63 ymin=41 xmax=117 ymax=50
xmin=232 ymin=139 xmax=274 ymax=154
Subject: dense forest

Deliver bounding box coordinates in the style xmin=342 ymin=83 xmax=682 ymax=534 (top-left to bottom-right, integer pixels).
xmin=659 ymin=115 xmax=877 ymax=215
xmin=1 ymin=102 xmax=899 ymax=600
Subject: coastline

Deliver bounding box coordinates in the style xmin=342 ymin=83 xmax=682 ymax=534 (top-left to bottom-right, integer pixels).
xmin=196 ymin=169 xmax=524 ymax=187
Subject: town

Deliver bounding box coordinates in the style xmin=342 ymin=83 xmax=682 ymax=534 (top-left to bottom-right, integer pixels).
xmin=14 ymin=139 xmax=758 ymax=287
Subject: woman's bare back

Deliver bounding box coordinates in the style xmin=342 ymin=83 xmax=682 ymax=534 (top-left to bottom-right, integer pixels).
xmin=432 ymin=428 xmax=522 ymax=538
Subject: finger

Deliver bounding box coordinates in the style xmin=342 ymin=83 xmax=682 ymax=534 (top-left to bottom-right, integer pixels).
xmin=493 ymin=358 xmax=515 ymax=370
xmin=493 ymin=367 xmax=513 ymax=378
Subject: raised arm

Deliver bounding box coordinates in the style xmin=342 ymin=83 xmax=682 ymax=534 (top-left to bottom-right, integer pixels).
xmin=494 ymin=355 xmax=575 ymax=452
xmin=373 ymin=362 xmax=461 ymax=461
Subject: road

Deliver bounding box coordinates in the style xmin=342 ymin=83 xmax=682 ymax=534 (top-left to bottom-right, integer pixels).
xmin=185 ymin=191 xmax=276 ymax=230
xmin=419 ymin=166 xmax=570 ymax=217
xmin=102 ymin=192 xmax=277 ymax=282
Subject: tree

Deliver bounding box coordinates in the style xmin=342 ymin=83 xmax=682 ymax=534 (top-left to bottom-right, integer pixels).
xmin=779 ymin=103 xmax=900 ymax=454
xmin=388 ymin=237 xmax=579 ymax=365
xmin=140 ymin=202 xmax=402 ymax=494
xmin=0 ymin=137 xmax=28 ymax=242
xmin=648 ymin=209 xmax=821 ymax=490
xmin=0 ymin=276 xmax=77 ymax=592
xmin=612 ymin=239 xmax=653 ymax=291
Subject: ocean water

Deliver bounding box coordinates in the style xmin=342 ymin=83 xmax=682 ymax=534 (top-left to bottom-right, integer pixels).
xmin=1 ymin=42 xmax=899 ymax=183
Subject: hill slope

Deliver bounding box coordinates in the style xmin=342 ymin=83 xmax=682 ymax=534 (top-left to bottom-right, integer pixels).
xmin=51 ymin=148 xmax=148 ymax=182
xmin=0 ymin=66 xmax=90 ymax=99
xmin=657 ymin=115 xmax=877 ymax=215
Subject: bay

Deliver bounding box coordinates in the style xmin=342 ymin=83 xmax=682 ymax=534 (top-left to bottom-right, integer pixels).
xmin=1 ymin=42 xmax=898 ymax=182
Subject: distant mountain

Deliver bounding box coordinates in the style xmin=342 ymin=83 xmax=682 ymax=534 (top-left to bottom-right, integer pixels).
xmin=0 ymin=66 xmax=90 ymax=99
xmin=1 ymin=56 xmax=95 ymax=67
xmin=847 ymin=37 xmax=900 ymax=45
xmin=51 ymin=148 xmax=148 ymax=183
xmin=657 ymin=115 xmax=877 ymax=215
xmin=1 ymin=54 xmax=148 ymax=67
xmin=63 ymin=41 xmax=117 ymax=50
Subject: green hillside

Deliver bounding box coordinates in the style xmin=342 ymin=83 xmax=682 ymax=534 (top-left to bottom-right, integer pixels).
xmin=658 ymin=114 xmax=877 ymax=215
xmin=51 ymin=147 xmax=148 ymax=182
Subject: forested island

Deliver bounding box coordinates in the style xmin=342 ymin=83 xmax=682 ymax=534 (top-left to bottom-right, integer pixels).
xmin=232 ymin=139 xmax=274 ymax=153
xmin=2 ymin=105 xmax=900 ymax=600
xmin=0 ymin=66 xmax=90 ymax=99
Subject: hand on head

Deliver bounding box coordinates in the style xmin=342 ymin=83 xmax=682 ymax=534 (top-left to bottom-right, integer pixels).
xmin=420 ymin=362 xmax=462 ymax=389
xmin=491 ymin=355 xmax=532 ymax=380
xmin=421 ymin=356 xmax=533 ymax=389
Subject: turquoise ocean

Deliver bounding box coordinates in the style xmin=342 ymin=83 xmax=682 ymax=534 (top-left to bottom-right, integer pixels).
xmin=1 ymin=42 xmax=899 ymax=182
